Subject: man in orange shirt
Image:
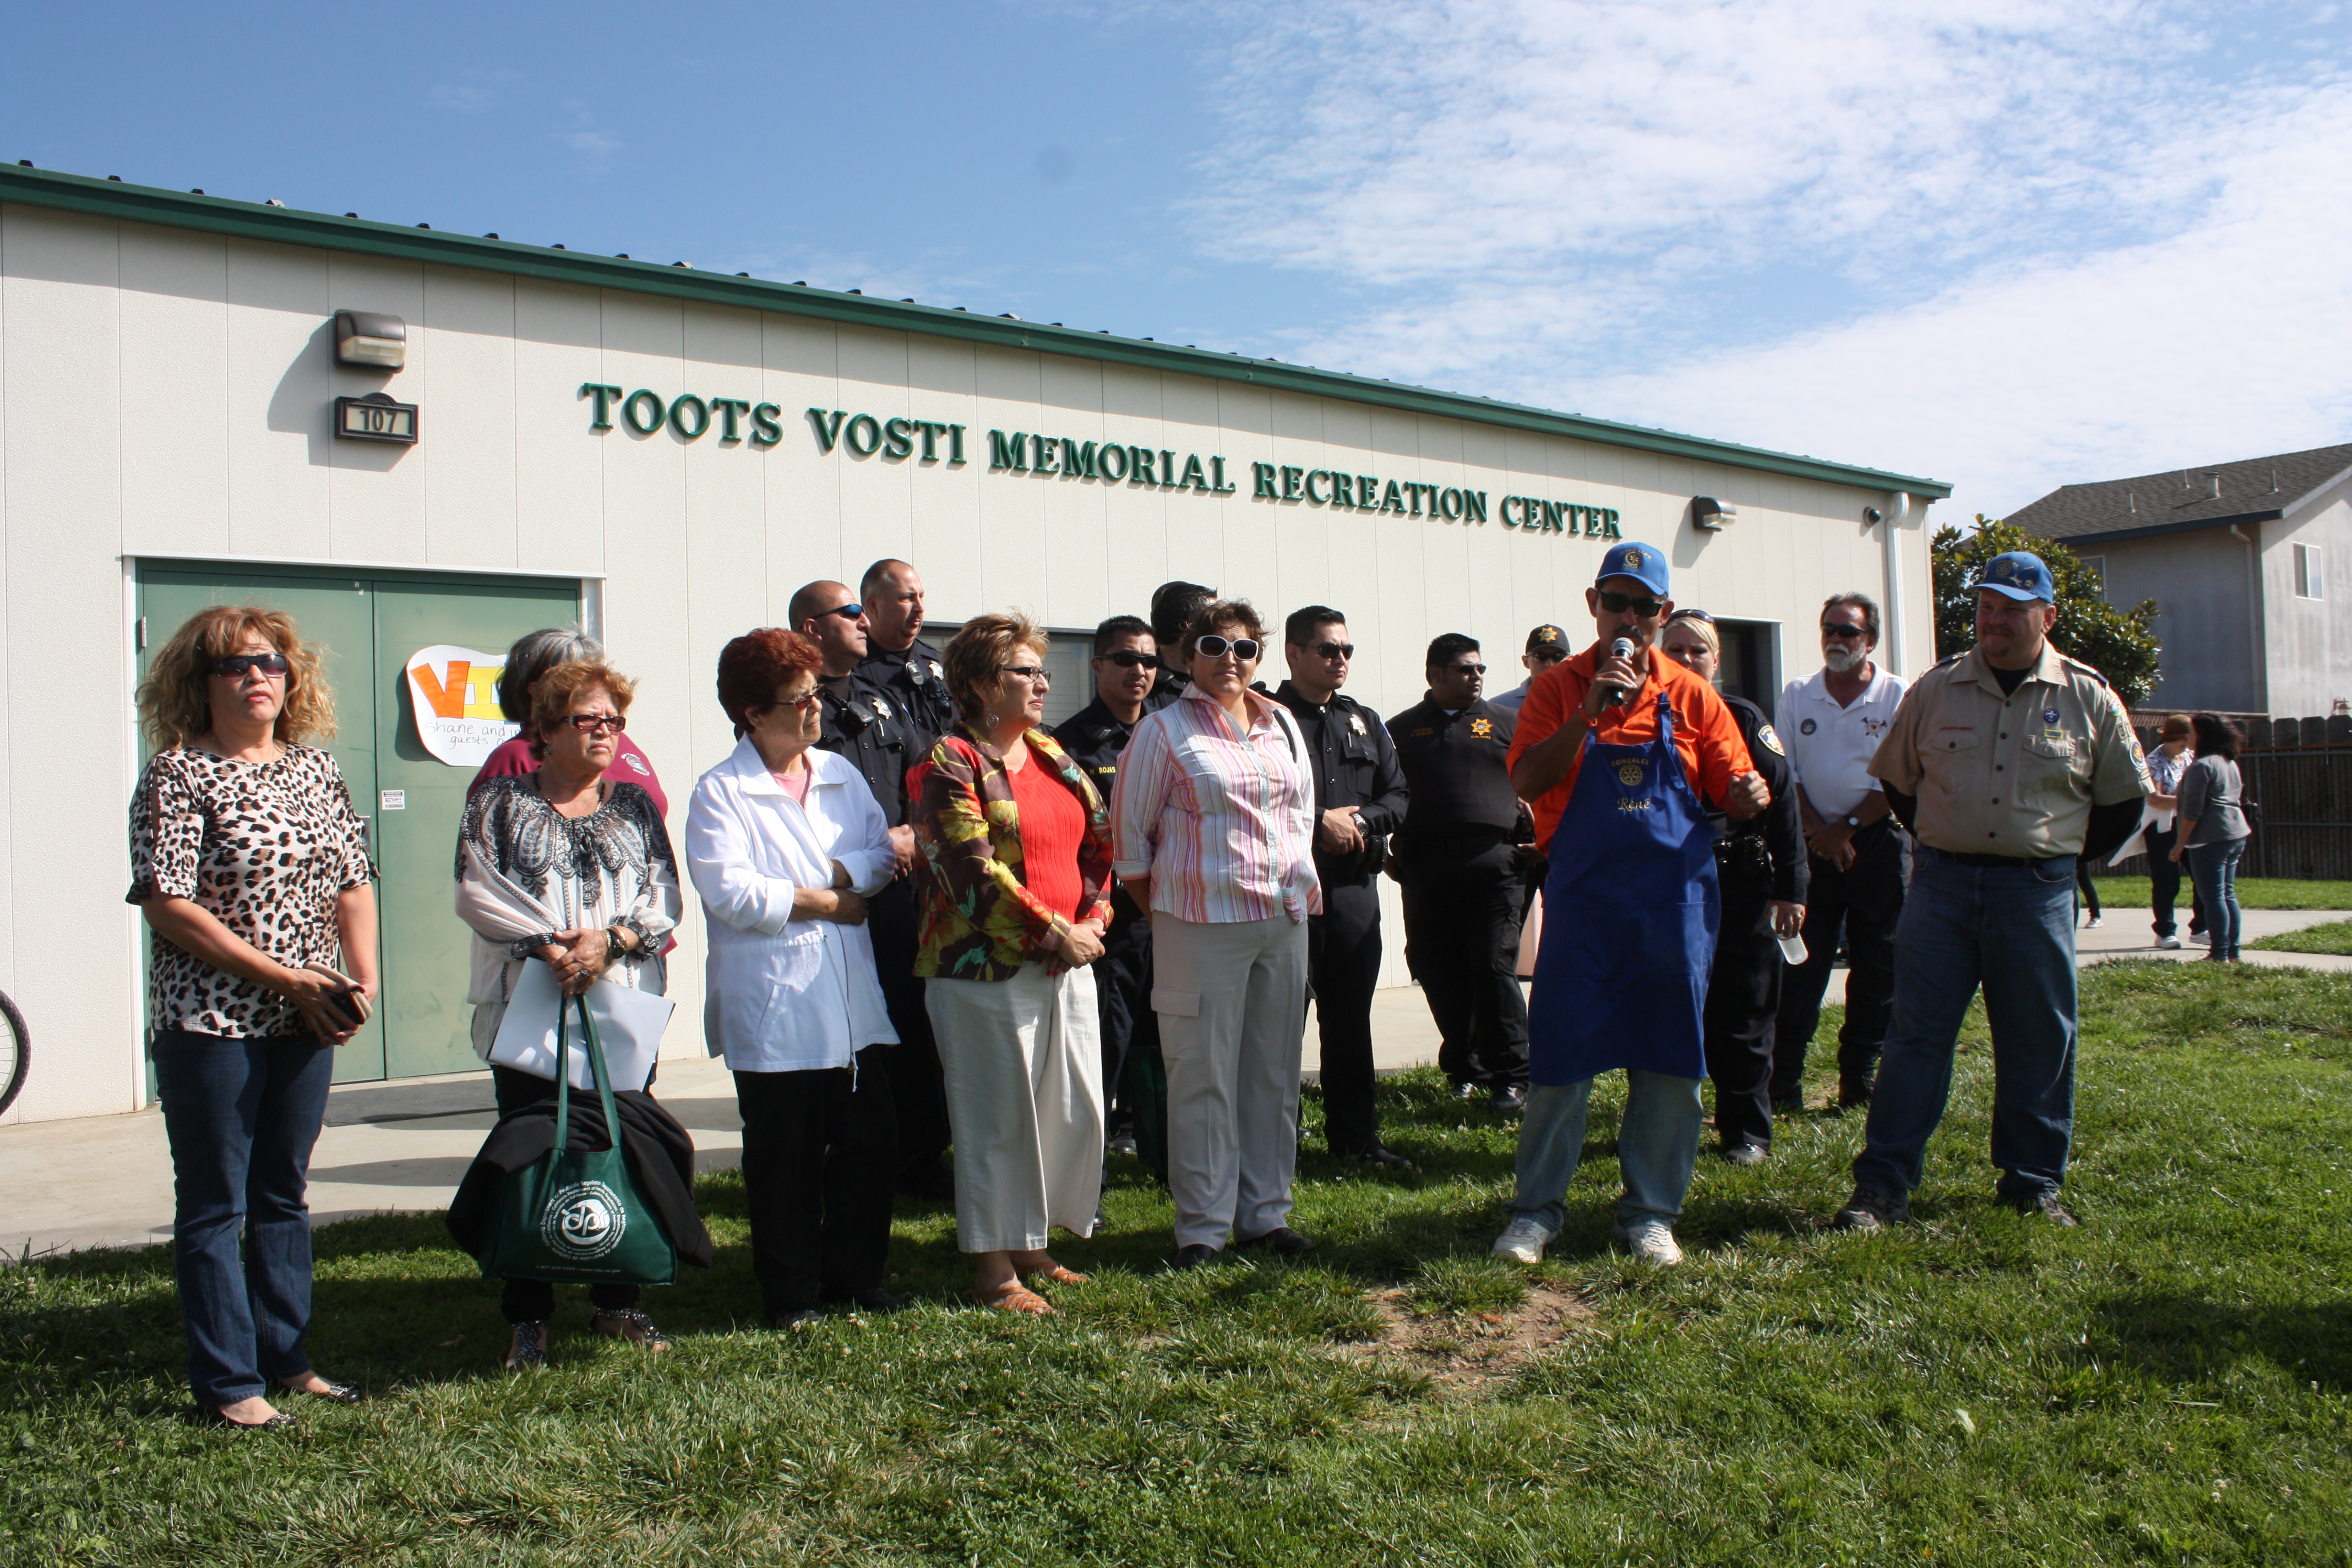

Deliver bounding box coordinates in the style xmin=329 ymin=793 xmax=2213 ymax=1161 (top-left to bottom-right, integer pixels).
xmin=1490 ymin=542 xmax=1769 ymax=1267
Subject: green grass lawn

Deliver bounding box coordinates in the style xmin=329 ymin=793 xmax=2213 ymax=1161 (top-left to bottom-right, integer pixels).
xmin=2084 ymin=875 xmax=2352 ymax=911
xmin=2251 ymin=919 xmax=2352 ymax=957
xmin=7 ymin=962 xmax=2351 ymax=1565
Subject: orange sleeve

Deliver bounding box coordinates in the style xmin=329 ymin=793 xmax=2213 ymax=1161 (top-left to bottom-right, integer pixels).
xmin=1687 ymin=680 xmax=1754 ymax=804
xmin=1511 ymin=660 xmax=1593 ymax=852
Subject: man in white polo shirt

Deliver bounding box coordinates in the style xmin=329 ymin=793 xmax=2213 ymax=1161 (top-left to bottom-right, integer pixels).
xmin=1772 ymin=592 xmax=1910 ymax=1113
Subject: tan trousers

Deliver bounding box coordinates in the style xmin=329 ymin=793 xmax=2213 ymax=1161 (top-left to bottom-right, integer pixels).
xmin=927 ymin=964 xmax=1103 ymax=1254
xmin=1150 ymin=911 xmax=1309 ymax=1249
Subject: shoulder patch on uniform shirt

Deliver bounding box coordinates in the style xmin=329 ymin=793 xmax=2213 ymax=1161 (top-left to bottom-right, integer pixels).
xmin=1755 ymin=723 xmax=1785 ymax=756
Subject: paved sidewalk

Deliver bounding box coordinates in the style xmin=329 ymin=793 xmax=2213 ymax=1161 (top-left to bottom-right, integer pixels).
xmin=5 ymin=909 xmax=2338 ymax=1260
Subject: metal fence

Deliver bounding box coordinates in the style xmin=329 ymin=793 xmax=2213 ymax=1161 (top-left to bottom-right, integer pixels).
xmin=2100 ymin=739 xmax=2352 ymax=880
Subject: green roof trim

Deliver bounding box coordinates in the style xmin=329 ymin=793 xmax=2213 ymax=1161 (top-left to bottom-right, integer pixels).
xmin=1 ymin=165 xmax=1952 ymax=499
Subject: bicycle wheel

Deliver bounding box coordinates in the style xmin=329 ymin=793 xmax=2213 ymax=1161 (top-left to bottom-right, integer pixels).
xmin=0 ymin=989 xmax=26 ymax=1117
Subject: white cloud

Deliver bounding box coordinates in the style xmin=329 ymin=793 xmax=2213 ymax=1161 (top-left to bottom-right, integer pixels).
xmin=1159 ymin=0 xmax=2352 ymax=516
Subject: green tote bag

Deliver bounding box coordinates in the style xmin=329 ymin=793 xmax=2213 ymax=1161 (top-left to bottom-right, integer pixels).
xmin=471 ymin=993 xmax=677 ymax=1287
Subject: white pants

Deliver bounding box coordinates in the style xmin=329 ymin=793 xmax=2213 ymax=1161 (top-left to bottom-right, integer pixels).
xmin=1150 ymin=911 xmax=1309 ymax=1249
xmin=927 ymin=964 xmax=1103 ymax=1254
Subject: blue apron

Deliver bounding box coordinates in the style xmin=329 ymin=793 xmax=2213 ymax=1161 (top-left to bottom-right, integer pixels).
xmin=1527 ymin=692 xmax=1720 ymax=1085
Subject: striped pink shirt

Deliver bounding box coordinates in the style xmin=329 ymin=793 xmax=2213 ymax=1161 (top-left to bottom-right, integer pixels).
xmin=1110 ymin=685 xmax=1322 ymax=924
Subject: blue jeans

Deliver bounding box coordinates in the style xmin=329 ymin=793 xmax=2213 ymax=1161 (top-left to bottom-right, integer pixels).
xmin=2185 ymin=840 xmax=2246 ymax=961
xmin=154 ymin=1030 xmax=334 ymax=1404
xmin=1851 ymin=847 xmax=2078 ymax=1204
xmin=1509 ymin=1070 xmax=1705 ymax=1232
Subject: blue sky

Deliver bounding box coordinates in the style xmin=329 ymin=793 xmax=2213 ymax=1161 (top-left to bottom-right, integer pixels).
xmin=6 ymin=1 xmax=2348 ymax=521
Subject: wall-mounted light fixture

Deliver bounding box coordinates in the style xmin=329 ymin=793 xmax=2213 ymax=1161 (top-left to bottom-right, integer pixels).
xmin=1691 ymin=497 xmax=1738 ymax=531
xmin=1863 ymin=506 xmax=1884 ymax=526
xmin=334 ymin=310 xmax=406 ymax=371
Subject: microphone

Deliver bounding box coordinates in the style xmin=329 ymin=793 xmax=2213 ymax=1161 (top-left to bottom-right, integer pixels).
xmin=1600 ymin=636 xmax=1637 ymax=707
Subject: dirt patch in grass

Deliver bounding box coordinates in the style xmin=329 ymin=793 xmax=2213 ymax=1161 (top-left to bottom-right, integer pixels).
xmin=1342 ymin=1284 xmax=1594 ymax=1396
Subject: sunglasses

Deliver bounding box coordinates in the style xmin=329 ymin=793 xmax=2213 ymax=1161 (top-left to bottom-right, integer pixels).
xmin=1001 ymin=665 xmax=1052 ymax=683
xmin=813 ymin=602 xmax=865 ymax=622
xmin=1597 ymin=591 xmax=1665 ymax=618
xmin=1821 ymin=623 xmax=1869 ymax=639
xmin=771 ymin=690 xmax=821 ymax=713
xmin=1195 ymin=635 xmax=1262 ymax=661
xmin=565 ymin=713 xmax=627 ymax=734
xmin=210 ymin=652 xmax=290 ymax=679
xmin=1668 ymin=608 xmax=1716 ymax=625
xmin=1528 ymin=648 xmax=1567 ymax=664
xmin=1300 ymin=640 xmax=1355 ymax=660
xmin=1439 ymin=663 xmax=1489 ymax=677
xmin=1099 ymin=650 xmax=1161 ymax=669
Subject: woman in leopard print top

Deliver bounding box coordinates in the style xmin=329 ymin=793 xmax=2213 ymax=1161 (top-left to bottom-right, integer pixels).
xmin=127 ymin=607 xmax=378 ymax=1430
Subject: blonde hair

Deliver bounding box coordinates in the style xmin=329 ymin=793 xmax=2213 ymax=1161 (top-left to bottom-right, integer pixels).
xmin=943 ymin=612 xmax=1049 ymax=725
xmin=529 ymin=660 xmax=636 ymax=760
xmin=1663 ymin=613 xmax=1722 ymax=660
xmin=138 ymin=605 xmax=336 ymax=750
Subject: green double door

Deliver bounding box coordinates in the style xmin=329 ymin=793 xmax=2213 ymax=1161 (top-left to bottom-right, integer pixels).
xmin=137 ymin=564 xmax=581 ymax=1084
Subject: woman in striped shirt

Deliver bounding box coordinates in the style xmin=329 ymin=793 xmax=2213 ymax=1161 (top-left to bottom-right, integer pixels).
xmin=1110 ymin=599 xmax=1321 ymax=1267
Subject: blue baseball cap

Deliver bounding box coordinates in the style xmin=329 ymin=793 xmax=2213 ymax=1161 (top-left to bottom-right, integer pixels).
xmin=1973 ymin=550 xmax=2055 ymax=602
xmin=1596 ymin=541 xmax=1669 ymax=597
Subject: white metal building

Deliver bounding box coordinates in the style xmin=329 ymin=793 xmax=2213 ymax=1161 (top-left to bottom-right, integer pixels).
xmin=0 ymin=164 xmax=1950 ymax=1125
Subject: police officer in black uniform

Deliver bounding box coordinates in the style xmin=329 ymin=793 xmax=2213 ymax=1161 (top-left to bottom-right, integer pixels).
xmin=853 ymin=558 xmax=956 ymax=755
xmin=1273 ymin=606 xmax=1413 ymax=1168
xmin=1050 ymin=614 xmax=1168 ymax=1178
xmin=1144 ymin=580 xmax=1216 ymax=713
xmin=1386 ymin=633 xmax=1531 ymax=1113
xmin=788 ymin=578 xmax=954 ymax=1199
xmin=1657 ymin=609 xmax=1807 ymax=1163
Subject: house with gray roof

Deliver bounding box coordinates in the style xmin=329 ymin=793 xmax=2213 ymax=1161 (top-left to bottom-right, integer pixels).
xmin=2009 ymin=442 xmax=2351 ymax=716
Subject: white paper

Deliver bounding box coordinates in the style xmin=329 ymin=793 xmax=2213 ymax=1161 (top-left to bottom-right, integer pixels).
xmin=403 ymin=644 xmax=522 ymax=766
xmin=2108 ymin=803 xmax=2155 ymax=868
xmin=487 ymin=961 xmax=674 ymax=1092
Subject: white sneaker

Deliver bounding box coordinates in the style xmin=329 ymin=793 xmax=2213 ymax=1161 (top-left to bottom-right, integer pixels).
xmin=1490 ymin=1216 xmax=1558 ymax=1264
xmin=2083 ymin=915 xmax=2103 ymax=929
xmin=2155 ymin=935 xmax=2182 ymax=950
xmin=1613 ymin=1218 xmax=1685 ymax=1266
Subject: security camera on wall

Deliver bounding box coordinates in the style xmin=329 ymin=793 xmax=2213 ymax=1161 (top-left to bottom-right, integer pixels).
xmin=1691 ymin=497 xmax=1737 ymax=531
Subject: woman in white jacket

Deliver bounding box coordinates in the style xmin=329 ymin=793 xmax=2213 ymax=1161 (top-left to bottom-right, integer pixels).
xmin=685 ymin=628 xmax=903 ymax=1329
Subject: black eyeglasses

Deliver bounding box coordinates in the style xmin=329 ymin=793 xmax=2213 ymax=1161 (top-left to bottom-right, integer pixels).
xmin=1598 ymin=591 xmax=1665 ymax=618
xmin=1668 ymin=608 xmax=1716 ymax=625
xmin=209 ymin=652 xmax=290 ymax=679
xmin=1001 ymin=665 xmax=1052 ymax=683
xmin=1821 ymin=623 xmax=1869 ymax=639
xmin=567 ymin=713 xmax=627 ymax=734
xmin=1195 ymin=635 xmax=1262 ymax=661
xmin=1099 ymin=650 xmax=1161 ymax=669
xmin=1301 ymin=640 xmax=1355 ymax=660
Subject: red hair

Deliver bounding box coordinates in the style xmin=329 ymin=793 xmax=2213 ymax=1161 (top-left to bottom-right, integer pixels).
xmin=716 ymin=628 xmax=823 ymax=737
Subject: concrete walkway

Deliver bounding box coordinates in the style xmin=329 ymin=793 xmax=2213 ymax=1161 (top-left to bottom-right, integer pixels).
xmin=5 ymin=907 xmax=2340 ymax=1260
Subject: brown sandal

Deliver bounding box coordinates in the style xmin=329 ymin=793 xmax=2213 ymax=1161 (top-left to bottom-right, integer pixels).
xmin=1024 ymin=1264 xmax=1090 ymax=1287
xmin=976 ymin=1281 xmax=1055 ymax=1316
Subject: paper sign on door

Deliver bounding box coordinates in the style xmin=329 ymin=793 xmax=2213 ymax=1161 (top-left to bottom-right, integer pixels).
xmin=404 ymin=645 xmax=521 ymax=766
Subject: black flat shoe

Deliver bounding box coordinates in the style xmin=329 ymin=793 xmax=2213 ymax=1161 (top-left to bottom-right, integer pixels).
xmin=281 ymin=1378 xmax=363 ymax=1404
xmin=1169 ymin=1243 xmax=1221 ymax=1270
xmin=1234 ymin=1226 xmax=1316 ymax=1257
xmin=1489 ymin=1085 xmax=1528 ymax=1115
xmin=1343 ymin=1144 xmax=1415 ymax=1171
xmin=767 ymin=1306 xmax=826 ymax=1330
xmin=197 ymin=1404 xmax=297 ymax=1431
xmin=824 ymin=1287 xmax=911 ymax=1314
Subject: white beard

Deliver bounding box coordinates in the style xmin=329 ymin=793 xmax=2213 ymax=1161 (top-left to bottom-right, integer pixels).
xmin=1823 ymin=646 xmax=1864 ymax=673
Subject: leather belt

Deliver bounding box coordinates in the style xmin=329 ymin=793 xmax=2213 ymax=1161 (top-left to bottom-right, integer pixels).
xmin=1930 ymin=846 xmax=2064 ymax=869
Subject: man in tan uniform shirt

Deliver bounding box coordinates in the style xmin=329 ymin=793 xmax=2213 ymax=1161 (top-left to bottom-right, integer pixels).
xmin=1833 ymin=551 xmax=2150 ymax=1231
